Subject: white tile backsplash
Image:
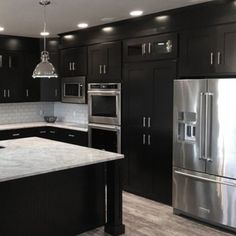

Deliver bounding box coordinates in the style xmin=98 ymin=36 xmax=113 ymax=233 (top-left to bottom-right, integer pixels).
xmin=0 ymin=102 xmax=54 ymax=125
xmin=54 ymin=102 xmax=88 ymax=124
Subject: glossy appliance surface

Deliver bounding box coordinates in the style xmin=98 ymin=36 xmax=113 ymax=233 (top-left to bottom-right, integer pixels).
xmin=173 ymin=78 xmax=236 ymax=232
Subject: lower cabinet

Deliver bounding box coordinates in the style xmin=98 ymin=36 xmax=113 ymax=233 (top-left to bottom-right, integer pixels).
xmin=122 ymin=60 xmax=176 ymax=205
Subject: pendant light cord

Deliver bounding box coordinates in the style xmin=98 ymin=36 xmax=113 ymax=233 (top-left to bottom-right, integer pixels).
xmin=43 ymin=2 xmax=46 ymax=51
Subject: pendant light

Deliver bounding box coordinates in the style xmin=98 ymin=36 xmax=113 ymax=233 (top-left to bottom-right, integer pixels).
xmin=32 ymin=0 xmax=58 ymax=79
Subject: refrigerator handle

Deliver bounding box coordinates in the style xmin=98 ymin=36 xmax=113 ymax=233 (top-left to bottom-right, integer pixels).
xmin=205 ymin=92 xmax=213 ymax=162
xmin=199 ymin=92 xmax=205 ymax=160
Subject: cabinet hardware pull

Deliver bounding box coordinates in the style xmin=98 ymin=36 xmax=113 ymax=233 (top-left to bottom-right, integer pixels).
xmin=0 ymin=55 xmax=2 ymax=68
xmin=148 ymin=135 xmax=151 ymax=145
xmin=40 ymin=131 xmax=46 ymax=134
xmin=73 ymin=62 xmax=75 ymax=71
xmin=69 ymin=62 xmax=72 ymax=71
xmin=3 ymin=89 xmax=6 ymax=98
xmin=7 ymin=89 xmax=10 ymax=98
xmin=143 ymin=134 xmax=146 ymax=145
xmin=68 ymin=134 xmax=75 ymax=138
xmin=26 ymin=89 xmax=29 ymax=97
xmin=12 ymin=133 xmax=20 ymax=137
xmin=9 ymin=56 xmax=12 ymax=68
xmin=148 ymin=117 xmax=151 ymax=128
xmin=210 ymin=52 xmax=214 ymax=65
xmin=55 ymin=89 xmax=58 ymax=97
xmin=99 ymin=65 xmax=102 ymax=74
xmin=148 ymin=43 xmax=151 ymax=54
xmin=142 ymin=43 xmax=146 ymax=55
xmin=50 ymin=131 xmax=56 ymax=134
xmin=217 ymin=52 xmax=221 ymax=65
xmin=103 ymin=65 xmax=107 ymax=74
xmin=143 ymin=117 xmax=146 ymax=127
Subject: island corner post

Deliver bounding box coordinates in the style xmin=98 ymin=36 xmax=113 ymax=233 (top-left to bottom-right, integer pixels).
xmin=105 ymin=159 xmax=125 ymax=236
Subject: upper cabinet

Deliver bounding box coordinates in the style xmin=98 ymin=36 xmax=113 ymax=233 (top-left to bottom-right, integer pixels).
xmin=88 ymin=41 xmax=121 ymax=83
xmin=123 ymin=33 xmax=177 ymax=62
xmin=179 ymin=23 xmax=236 ymax=77
xmin=60 ymin=47 xmax=87 ymax=77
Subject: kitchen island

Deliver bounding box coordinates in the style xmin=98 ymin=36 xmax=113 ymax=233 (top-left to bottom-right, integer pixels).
xmin=0 ymin=137 xmax=125 ymax=236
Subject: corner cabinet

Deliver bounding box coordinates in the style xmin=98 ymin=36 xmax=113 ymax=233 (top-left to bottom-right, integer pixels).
xmin=60 ymin=47 xmax=87 ymax=77
xmin=122 ymin=60 xmax=176 ymax=205
xmin=123 ymin=33 xmax=177 ymax=62
xmin=179 ymin=23 xmax=236 ymax=77
xmin=88 ymin=41 xmax=121 ymax=83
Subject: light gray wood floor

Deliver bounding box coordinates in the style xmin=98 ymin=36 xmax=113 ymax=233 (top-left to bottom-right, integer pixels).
xmin=80 ymin=192 xmax=234 ymax=236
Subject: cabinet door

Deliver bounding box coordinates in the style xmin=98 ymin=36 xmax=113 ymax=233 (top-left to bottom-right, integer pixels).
xmin=179 ymin=28 xmax=217 ymax=77
xmin=150 ymin=61 xmax=176 ymax=205
xmin=22 ymin=52 xmax=40 ymax=102
xmin=61 ymin=47 xmax=87 ymax=77
xmin=0 ymin=51 xmax=7 ymax=102
xmin=88 ymin=44 xmax=105 ymax=82
xmin=102 ymin=41 xmax=121 ymax=82
xmin=217 ymin=23 xmax=236 ymax=74
xmin=123 ymin=63 xmax=153 ymax=196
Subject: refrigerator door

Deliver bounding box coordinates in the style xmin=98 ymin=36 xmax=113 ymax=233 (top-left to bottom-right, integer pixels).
xmin=207 ymin=79 xmax=236 ymax=179
xmin=173 ymin=79 xmax=207 ymax=172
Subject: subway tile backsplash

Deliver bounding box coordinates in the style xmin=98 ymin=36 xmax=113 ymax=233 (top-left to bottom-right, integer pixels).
xmin=0 ymin=102 xmax=88 ymax=125
xmin=54 ymin=102 xmax=88 ymax=124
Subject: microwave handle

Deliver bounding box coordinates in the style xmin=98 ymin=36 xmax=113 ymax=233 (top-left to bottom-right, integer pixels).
xmin=78 ymin=83 xmax=83 ymax=97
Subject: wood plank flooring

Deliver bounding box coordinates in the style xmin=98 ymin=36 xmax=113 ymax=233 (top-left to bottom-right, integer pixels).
xmin=80 ymin=192 xmax=235 ymax=236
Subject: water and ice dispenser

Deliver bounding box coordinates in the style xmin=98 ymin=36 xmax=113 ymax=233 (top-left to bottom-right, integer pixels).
xmin=177 ymin=112 xmax=197 ymax=142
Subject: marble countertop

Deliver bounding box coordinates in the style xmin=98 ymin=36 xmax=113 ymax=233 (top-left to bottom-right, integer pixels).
xmin=0 ymin=122 xmax=88 ymax=132
xmin=0 ymin=137 xmax=124 ymax=182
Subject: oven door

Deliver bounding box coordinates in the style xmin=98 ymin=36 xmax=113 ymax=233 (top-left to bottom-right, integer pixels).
xmin=88 ymin=91 xmax=121 ymax=125
xmin=88 ymin=123 xmax=121 ymax=153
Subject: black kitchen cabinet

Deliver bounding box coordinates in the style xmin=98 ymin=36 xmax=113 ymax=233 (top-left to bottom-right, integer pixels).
xmin=88 ymin=41 xmax=121 ymax=82
xmin=179 ymin=28 xmax=217 ymax=77
xmin=123 ymin=60 xmax=176 ymax=205
xmin=179 ymin=23 xmax=236 ymax=77
xmin=40 ymin=52 xmax=61 ymax=102
xmin=60 ymin=47 xmax=87 ymax=77
xmin=0 ymin=128 xmax=36 ymax=141
xmin=22 ymin=52 xmax=40 ymax=102
xmin=123 ymin=33 xmax=177 ymax=62
xmin=60 ymin=129 xmax=88 ymax=146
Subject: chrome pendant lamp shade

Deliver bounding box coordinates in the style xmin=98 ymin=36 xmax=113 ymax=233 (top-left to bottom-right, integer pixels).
xmin=32 ymin=0 xmax=58 ymax=79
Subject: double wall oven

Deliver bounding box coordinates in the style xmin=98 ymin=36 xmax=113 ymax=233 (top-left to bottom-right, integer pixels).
xmin=88 ymin=83 xmax=121 ymax=153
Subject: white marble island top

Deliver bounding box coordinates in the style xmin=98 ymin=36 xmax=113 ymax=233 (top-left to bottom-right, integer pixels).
xmin=0 ymin=137 xmax=124 ymax=182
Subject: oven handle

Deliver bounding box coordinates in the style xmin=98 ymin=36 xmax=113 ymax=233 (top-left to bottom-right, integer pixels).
xmin=88 ymin=123 xmax=121 ymax=132
xmin=87 ymin=91 xmax=120 ymax=96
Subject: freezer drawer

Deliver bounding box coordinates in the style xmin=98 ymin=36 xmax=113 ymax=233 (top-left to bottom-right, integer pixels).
xmin=173 ymin=167 xmax=236 ymax=230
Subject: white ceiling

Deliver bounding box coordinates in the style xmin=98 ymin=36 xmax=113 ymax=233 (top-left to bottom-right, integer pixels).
xmin=0 ymin=0 xmax=212 ymax=38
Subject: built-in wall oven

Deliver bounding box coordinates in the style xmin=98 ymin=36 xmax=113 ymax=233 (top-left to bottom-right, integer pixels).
xmin=88 ymin=123 xmax=121 ymax=153
xmin=88 ymin=83 xmax=121 ymax=125
xmin=62 ymin=76 xmax=86 ymax=104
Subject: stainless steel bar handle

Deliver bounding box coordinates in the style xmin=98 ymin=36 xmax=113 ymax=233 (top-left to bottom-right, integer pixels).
xmin=148 ymin=43 xmax=151 ymax=54
xmin=12 ymin=133 xmax=20 ymax=137
xmin=69 ymin=62 xmax=72 ymax=71
xmin=148 ymin=135 xmax=151 ymax=145
xmin=143 ymin=134 xmax=146 ymax=145
xmin=143 ymin=117 xmax=146 ymax=127
xmin=199 ymin=92 xmax=204 ymax=160
xmin=141 ymin=44 xmax=145 ymax=55
xmin=210 ymin=52 xmax=214 ymax=65
xmin=9 ymin=56 xmax=12 ymax=68
xmin=174 ymin=170 xmax=236 ymax=187
xmin=73 ymin=62 xmax=75 ymax=71
xmin=0 ymin=55 xmax=2 ymax=68
xmin=26 ymin=89 xmax=29 ymax=97
xmin=148 ymin=117 xmax=151 ymax=128
xmin=103 ymin=65 xmax=107 ymax=74
xmin=68 ymin=134 xmax=75 ymax=138
xmin=3 ymin=89 xmax=6 ymax=98
xmin=7 ymin=89 xmax=10 ymax=98
xmin=55 ymin=89 xmax=58 ymax=97
xmin=99 ymin=65 xmax=102 ymax=74
xmin=204 ymin=93 xmax=209 ymax=160
xmin=217 ymin=52 xmax=221 ymax=65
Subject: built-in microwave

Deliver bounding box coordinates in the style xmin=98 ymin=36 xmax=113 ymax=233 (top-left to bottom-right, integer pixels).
xmin=62 ymin=76 xmax=86 ymax=104
xmin=88 ymin=83 xmax=121 ymax=125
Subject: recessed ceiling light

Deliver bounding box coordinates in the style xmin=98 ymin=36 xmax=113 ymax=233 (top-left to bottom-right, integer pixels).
xmin=77 ymin=23 xmax=88 ymax=29
xmin=156 ymin=15 xmax=169 ymax=22
xmin=102 ymin=27 xmax=113 ymax=32
xmin=40 ymin=31 xmax=50 ymax=36
xmin=0 ymin=27 xmax=4 ymax=31
xmin=64 ymin=35 xmax=74 ymax=39
xmin=129 ymin=10 xmax=143 ymax=17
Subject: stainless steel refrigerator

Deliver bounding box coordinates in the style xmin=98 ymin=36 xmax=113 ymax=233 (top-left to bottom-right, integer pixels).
xmin=173 ymin=79 xmax=236 ymax=232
